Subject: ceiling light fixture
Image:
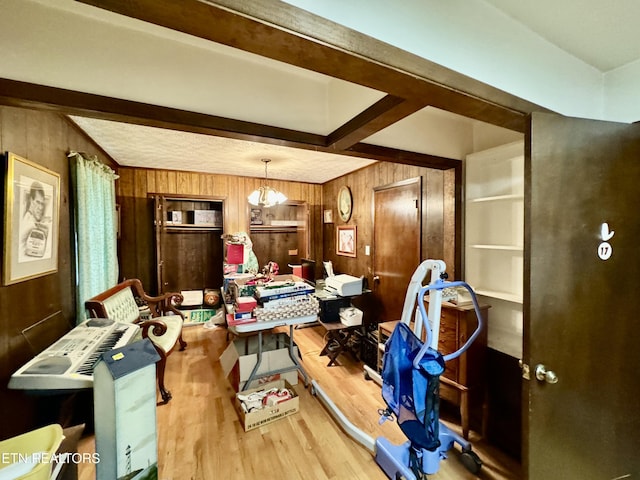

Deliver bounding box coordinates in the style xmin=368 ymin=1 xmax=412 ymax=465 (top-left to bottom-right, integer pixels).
xmin=247 ymin=158 xmax=287 ymax=208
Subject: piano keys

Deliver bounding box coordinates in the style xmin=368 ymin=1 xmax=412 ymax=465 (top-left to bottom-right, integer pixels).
xmin=9 ymin=318 xmax=140 ymax=392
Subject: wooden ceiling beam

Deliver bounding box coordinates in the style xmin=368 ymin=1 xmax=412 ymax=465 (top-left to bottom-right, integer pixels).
xmin=0 ymin=78 xmax=325 ymax=148
xmin=326 ymin=96 xmax=428 ymax=151
xmin=0 ymin=78 xmax=457 ymax=168
xmin=346 ymin=143 xmax=461 ymax=170
xmin=77 ymin=0 xmax=549 ymax=133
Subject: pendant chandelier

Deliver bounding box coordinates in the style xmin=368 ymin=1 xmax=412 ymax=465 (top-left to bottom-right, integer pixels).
xmin=247 ymin=158 xmax=287 ymax=208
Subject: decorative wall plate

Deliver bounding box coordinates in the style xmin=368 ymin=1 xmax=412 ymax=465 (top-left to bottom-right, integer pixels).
xmin=337 ymin=186 xmax=353 ymax=222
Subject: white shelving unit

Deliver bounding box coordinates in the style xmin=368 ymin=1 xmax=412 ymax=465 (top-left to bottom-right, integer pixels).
xmin=465 ymin=141 xmax=524 ymax=358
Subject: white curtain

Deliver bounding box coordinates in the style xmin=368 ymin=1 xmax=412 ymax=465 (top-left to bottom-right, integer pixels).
xmin=69 ymin=151 xmax=119 ymax=324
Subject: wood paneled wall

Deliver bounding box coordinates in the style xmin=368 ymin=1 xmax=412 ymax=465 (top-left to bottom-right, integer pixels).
xmin=117 ymin=161 xmax=458 ymax=294
xmin=321 ymin=162 xmax=458 ymax=285
xmin=0 ymin=106 xmax=116 ymax=440
xmin=116 ymin=168 xmax=323 ymax=291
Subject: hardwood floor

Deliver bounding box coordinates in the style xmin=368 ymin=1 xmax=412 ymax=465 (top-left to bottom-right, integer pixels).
xmin=78 ymin=324 xmax=521 ymax=479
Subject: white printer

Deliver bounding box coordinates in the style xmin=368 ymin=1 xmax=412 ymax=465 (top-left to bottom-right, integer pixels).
xmin=324 ymin=274 xmax=363 ymax=297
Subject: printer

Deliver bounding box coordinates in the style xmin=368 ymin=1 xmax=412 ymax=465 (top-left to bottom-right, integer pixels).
xmin=324 ymin=274 xmax=363 ymax=297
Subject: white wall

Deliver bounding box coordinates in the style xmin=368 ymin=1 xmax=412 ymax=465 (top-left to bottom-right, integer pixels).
xmin=286 ymin=0 xmax=640 ymax=123
xmin=604 ymin=59 xmax=640 ymax=123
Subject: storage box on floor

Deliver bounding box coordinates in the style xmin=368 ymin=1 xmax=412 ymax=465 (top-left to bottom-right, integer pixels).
xmin=220 ymin=332 xmax=299 ymax=391
xmin=234 ymin=379 xmax=299 ymax=431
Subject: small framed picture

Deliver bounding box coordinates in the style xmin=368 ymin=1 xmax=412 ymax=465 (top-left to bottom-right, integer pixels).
xmin=336 ymin=225 xmax=356 ymax=257
xmin=250 ymin=208 xmax=263 ymax=225
xmin=2 ymin=152 xmax=60 ymax=285
xmin=323 ymin=209 xmax=333 ymax=223
xmin=337 ymin=186 xmax=353 ymax=222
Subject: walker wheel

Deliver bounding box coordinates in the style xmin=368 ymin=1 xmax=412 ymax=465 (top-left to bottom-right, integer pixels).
xmin=460 ymin=449 xmax=482 ymax=474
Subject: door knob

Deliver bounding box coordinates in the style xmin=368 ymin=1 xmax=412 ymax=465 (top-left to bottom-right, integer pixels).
xmin=373 ymin=275 xmax=380 ymax=282
xmin=534 ymin=364 xmax=558 ymax=384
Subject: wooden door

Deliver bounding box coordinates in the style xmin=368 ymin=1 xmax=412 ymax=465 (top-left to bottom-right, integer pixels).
xmin=524 ymin=112 xmax=640 ymax=479
xmin=372 ymin=178 xmax=421 ymax=322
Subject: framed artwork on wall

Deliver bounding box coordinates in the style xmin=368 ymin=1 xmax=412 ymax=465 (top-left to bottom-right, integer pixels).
xmin=250 ymin=208 xmax=263 ymax=225
xmin=337 ymin=186 xmax=352 ymax=222
xmin=2 ymin=152 xmax=60 ymax=285
xmin=323 ymin=209 xmax=333 ymax=223
xmin=336 ymin=225 xmax=356 ymax=257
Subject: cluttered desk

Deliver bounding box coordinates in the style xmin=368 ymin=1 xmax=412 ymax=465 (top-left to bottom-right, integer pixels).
xmin=223 ymin=258 xmax=370 ymax=376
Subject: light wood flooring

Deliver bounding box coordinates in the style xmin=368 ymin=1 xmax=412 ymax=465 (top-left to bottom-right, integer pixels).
xmin=78 ymin=323 xmax=521 ymax=480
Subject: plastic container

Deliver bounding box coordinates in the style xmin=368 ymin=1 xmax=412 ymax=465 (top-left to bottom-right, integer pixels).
xmin=0 ymin=424 xmax=64 ymax=480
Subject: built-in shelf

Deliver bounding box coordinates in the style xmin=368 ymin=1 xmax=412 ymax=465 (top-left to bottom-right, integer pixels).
xmin=470 ymin=244 xmax=523 ymax=251
xmin=469 ymin=194 xmax=524 ymax=203
xmin=166 ymin=222 xmax=221 ymax=227
xmin=474 ymin=289 xmax=523 ymax=304
xmin=153 ymin=195 xmax=225 ymax=294
xmin=248 ymin=202 xmax=309 ymax=272
xmin=249 ymin=225 xmax=298 ymax=233
xmin=465 ymin=140 xmax=524 ymax=358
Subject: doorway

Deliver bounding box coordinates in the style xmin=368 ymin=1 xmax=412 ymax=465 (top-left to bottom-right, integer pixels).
xmin=372 ymin=177 xmax=421 ymax=323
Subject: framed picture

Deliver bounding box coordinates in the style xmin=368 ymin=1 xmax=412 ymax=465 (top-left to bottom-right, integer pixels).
xmin=2 ymin=152 xmax=60 ymax=285
xmin=250 ymin=208 xmax=263 ymax=225
xmin=337 ymin=186 xmax=353 ymax=222
xmin=336 ymin=225 xmax=356 ymax=257
xmin=323 ymin=209 xmax=333 ymax=223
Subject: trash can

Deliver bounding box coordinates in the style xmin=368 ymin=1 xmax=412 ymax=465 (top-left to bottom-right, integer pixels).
xmin=0 ymin=424 xmax=64 ymax=480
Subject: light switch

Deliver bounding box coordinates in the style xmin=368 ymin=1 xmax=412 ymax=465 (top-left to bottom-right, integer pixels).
xmin=365 ymin=245 xmax=370 ymax=256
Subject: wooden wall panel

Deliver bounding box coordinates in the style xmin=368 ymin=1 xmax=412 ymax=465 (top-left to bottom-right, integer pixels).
xmin=116 ymin=167 xmax=323 ymax=288
xmin=321 ymin=162 xmax=458 ymax=287
xmin=0 ymin=106 xmax=116 ymax=440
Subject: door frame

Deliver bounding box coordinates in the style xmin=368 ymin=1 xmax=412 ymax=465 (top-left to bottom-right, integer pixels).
xmin=372 ymin=177 xmax=422 ymax=321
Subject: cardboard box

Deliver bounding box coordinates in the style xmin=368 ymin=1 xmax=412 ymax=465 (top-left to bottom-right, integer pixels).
xmin=182 ymin=308 xmax=219 ymax=324
xmin=166 ymin=210 xmax=183 ymax=224
xmin=187 ymin=209 xmax=222 ymax=226
xmin=226 ymin=312 xmax=256 ymax=327
xmin=235 ymin=296 xmax=257 ymax=312
xmin=234 ymin=379 xmax=299 ymax=431
xmin=220 ymin=333 xmax=299 ymax=391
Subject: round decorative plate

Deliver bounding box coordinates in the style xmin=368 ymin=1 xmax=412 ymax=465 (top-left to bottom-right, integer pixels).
xmin=337 ymin=186 xmax=353 ymax=222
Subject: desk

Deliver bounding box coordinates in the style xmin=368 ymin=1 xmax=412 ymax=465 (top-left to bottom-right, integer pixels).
xmin=230 ymin=315 xmax=316 ymax=390
xmin=318 ymin=319 xmax=362 ymax=366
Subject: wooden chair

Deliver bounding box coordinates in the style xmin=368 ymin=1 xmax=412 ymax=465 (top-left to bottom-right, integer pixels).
xmin=85 ymin=278 xmax=187 ymax=404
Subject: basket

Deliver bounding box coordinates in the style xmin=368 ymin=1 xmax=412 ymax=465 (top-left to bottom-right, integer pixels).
xmin=0 ymin=424 xmax=64 ymax=480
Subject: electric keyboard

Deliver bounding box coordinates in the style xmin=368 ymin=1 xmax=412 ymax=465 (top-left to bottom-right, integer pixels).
xmin=9 ymin=318 xmax=140 ymax=392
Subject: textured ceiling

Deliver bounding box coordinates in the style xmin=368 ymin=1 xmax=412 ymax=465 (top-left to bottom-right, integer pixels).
xmin=70 ymin=116 xmax=377 ymax=184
